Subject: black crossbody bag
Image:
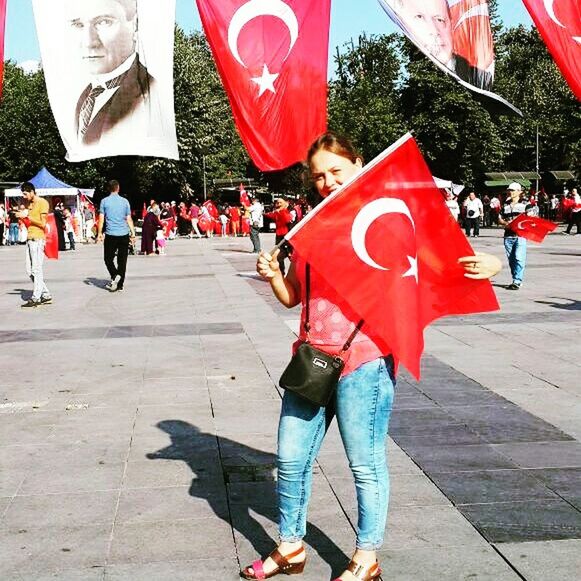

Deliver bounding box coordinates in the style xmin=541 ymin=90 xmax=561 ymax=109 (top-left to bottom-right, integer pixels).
xmin=279 ymin=264 xmax=364 ymax=407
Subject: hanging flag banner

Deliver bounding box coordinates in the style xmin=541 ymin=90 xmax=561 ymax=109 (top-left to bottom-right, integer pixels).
xmin=522 ymin=0 xmax=581 ymax=101
xmin=0 ymin=0 xmax=6 ymax=98
xmin=377 ymin=0 xmax=521 ymax=116
xmin=32 ymin=0 xmax=179 ymax=162
xmin=284 ymin=134 xmax=499 ymax=379
xmin=196 ymin=0 xmax=331 ymax=171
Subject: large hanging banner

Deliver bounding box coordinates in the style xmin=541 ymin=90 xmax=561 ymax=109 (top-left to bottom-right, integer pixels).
xmin=522 ymin=0 xmax=581 ymax=101
xmin=32 ymin=0 xmax=179 ymax=162
xmin=196 ymin=0 xmax=331 ymax=171
xmin=377 ymin=0 xmax=521 ymax=116
xmin=0 ymin=0 xmax=6 ymax=98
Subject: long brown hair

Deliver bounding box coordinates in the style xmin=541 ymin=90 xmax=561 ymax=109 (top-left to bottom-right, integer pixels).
xmin=307 ymin=132 xmax=363 ymax=166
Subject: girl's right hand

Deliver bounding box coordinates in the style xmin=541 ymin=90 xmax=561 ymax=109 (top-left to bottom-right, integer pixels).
xmin=257 ymin=249 xmax=281 ymax=280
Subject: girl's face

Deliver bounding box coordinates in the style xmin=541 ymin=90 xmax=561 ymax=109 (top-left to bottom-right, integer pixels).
xmin=309 ymin=149 xmax=362 ymax=198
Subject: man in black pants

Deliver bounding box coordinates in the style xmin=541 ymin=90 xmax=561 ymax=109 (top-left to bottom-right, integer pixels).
xmin=97 ymin=180 xmax=135 ymax=292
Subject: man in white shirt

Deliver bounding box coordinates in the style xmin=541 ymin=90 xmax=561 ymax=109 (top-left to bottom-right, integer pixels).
xmin=249 ymin=197 xmax=264 ymax=253
xmin=464 ymin=192 xmax=484 ymax=237
xmin=565 ymin=188 xmax=581 ymax=235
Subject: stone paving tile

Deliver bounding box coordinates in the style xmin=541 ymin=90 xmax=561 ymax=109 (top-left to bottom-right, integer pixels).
xmin=0 ymin=524 xmax=110 ymax=578
xmin=393 ymin=424 xmax=485 ymax=448
xmin=429 ymin=469 xmax=558 ymax=505
xmin=5 ymin=568 xmax=105 ymax=581
xmin=0 ymin=471 xmax=25 ymax=498
xmin=377 ymin=545 xmax=522 ymax=580
xmin=19 ymin=462 xmax=126 ymax=495
xmin=385 ymin=505 xmax=486 ymax=550
xmin=104 ymin=558 xmax=239 ymax=581
xmin=528 ymin=467 xmax=581 ymax=503
xmin=122 ymin=460 xmax=198 ymax=489
xmin=108 ymin=519 xmax=236 ymax=564
xmin=0 ymin=445 xmax=44 ymax=472
xmin=3 ymin=491 xmax=118 ymax=530
xmin=399 ymin=443 xmax=517 ymax=473
xmin=459 ymin=499 xmax=581 ymax=543
xmin=495 ymin=539 xmax=581 ymax=581
xmin=116 ymin=486 xmax=229 ymax=523
xmin=492 ymin=441 xmax=581 ymax=468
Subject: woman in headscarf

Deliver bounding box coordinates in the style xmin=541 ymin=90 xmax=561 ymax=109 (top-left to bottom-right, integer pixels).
xmin=141 ymin=203 xmax=162 ymax=255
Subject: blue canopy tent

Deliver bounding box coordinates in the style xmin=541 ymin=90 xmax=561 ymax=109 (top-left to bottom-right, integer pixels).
xmin=4 ymin=167 xmax=94 ymax=202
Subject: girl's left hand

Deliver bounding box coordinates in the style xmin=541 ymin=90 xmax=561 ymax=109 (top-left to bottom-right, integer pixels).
xmin=458 ymin=252 xmax=502 ymax=280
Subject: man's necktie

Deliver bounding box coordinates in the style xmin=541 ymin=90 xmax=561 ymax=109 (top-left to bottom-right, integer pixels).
xmin=78 ymin=74 xmax=125 ymax=136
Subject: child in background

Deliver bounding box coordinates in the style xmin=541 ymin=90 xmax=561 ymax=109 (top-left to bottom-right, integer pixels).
xmin=219 ymin=212 xmax=229 ymax=237
xmin=64 ymin=209 xmax=76 ymax=251
xmin=156 ymin=227 xmax=167 ymax=255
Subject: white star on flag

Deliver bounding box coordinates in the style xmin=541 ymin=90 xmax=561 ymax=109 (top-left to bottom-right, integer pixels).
xmin=251 ymin=64 xmax=279 ymax=96
xmin=403 ymin=255 xmax=418 ymax=283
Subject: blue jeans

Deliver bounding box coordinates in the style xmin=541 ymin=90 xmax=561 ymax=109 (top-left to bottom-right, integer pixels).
xmin=9 ymin=223 xmax=19 ymax=245
xmin=504 ymin=236 xmax=527 ymax=284
xmin=277 ymin=356 xmax=395 ymax=550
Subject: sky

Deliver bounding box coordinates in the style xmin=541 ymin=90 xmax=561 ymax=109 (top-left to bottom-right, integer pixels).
xmin=5 ymin=0 xmax=533 ymax=70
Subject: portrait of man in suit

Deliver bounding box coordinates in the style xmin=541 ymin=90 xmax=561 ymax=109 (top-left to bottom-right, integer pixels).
xmin=65 ymin=0 xmax=161 ymax=148
xmin=387 ymin=0 xmax=493 ymax=91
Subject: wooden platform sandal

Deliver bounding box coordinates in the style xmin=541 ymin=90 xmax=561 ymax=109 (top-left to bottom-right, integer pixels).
xmin=240 ymin=546 xmax=307 ymax=579
xmin=332 ymin=559 xmax=382 ymax=581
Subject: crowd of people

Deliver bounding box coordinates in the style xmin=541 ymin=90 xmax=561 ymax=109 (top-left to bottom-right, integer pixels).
xmin=138 ymin=197 xmax=310 ymax=257
xmin=444 ymin=187 xmax=580 ymax=236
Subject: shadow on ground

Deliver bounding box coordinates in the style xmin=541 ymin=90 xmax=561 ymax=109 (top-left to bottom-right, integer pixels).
xmin=147 ymin=420 xmax=349 ymax=576
xmin=83 ymin=277 xmax=110 ymax=289
xmin=535 ymin=297 xmax=581 ymax=311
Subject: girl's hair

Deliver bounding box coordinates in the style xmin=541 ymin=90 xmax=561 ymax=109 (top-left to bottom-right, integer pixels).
xmin=307 ymin=131 xmax=363 ymax=165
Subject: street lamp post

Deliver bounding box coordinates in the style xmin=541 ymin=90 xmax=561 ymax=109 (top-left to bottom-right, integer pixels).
xmin=536 ymin=124 xmax=540 ymax=194
xmin=203 ymin=154 xmax=207 ymax=201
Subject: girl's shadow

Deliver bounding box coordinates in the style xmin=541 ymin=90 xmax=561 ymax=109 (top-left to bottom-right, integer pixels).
xmin=147 ymin=420 xmax=349 ymax=574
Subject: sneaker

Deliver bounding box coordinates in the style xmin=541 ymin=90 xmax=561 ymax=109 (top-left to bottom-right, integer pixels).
xmin=106 ymin=279 xmax=118 ymax=292
xmin=21 ymin=299 xmax=41 ymax=308
xmin=117 ymin=287 xmax=124 ymax=292
xmin=507 ymin=283 xmax=521 ymax=290
xmin=39 ymin=296 xmax=53 ymax=305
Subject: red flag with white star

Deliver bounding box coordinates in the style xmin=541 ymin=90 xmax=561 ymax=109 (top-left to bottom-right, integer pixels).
xmin=508 ymin=214 xmax=557 ymax=243
xmin=522 ymin=0 xmax=581 ymax=100
xmin=196 ymin=0 xmax=330 ymax=170
xmin=285 ymin=134 xmax=499 ymax=379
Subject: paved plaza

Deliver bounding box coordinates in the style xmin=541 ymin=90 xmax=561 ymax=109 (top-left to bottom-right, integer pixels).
xmin=0 ymin=229 xmax=580 ymax=580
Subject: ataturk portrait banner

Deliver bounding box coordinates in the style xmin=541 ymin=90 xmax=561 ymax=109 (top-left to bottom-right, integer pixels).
xmin=377 ymin=0 xmax=521 ymax=116
xmin=32 ymin=0 xmax=179 ymax=162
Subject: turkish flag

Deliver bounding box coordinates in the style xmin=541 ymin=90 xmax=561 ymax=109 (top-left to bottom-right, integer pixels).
xmin=240 ymin=183 xmax=251 ymax=208
xmin=285 ymin=134 xmax=499 ymax=379
xmin=522 ymin=0 xmax=581 ymax=100
xmin=196 ymin=0 xmax=330 ymax=171
xmin=508 ymin=214 xmax=557 ymax=243
xmin=44 ymin=214 xmax=59 ymax=260
xmin=203 ymin=200 xmax=219 ymax=219
xmin=450 ymin=0 xmax=495 ymax=72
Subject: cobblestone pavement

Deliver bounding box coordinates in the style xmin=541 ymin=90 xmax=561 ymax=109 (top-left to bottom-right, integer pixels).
xmin=0 ymin=228 xmax=580 ymax=580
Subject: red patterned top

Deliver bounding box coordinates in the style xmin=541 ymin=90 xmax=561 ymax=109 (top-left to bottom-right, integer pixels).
xmin=291 ymin=253 xmax=390 ymax=377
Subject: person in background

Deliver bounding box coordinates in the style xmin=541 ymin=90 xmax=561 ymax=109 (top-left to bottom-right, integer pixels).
xmin=219 ymin=211 xmax=229 ymax=237
xmin=498 ymin=182 xmax=533 ymax=290
xmin=464 ymin=192 xmax=483 ymax=237
xmin=249 ymin=196 xmax=264 ymax=253
xmin=564 ymin=188 xmax=581 ymax=235
xmin=264 ymin=197 xmax=293 ymax=275
xmin=0 ymin=203 xmax=6 ymax=245
xmin=445 ymin=192 xmax=460 ymax=222
xmin=97 ymin=180 xmax=135 ymax=292
xmin=64 ymin=208 xmax=76 ymax=251
xmin=83 ymin=201 xmax=95 ymax=243
xmin=489 ymin=195 xmax=501 ymax=226
xmin=190 ymin=201 xmax=202 ymax=238
xmin=550 ymin=194 xmax=559 ymax=222
xmin=18 ymin=183 xmax=53 ymax=308
xmin=228 ymin=204 xmax=240 ymax=237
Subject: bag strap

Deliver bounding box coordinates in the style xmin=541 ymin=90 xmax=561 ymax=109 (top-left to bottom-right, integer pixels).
xmin=304 ymin=264 xmax=364 ymax=351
